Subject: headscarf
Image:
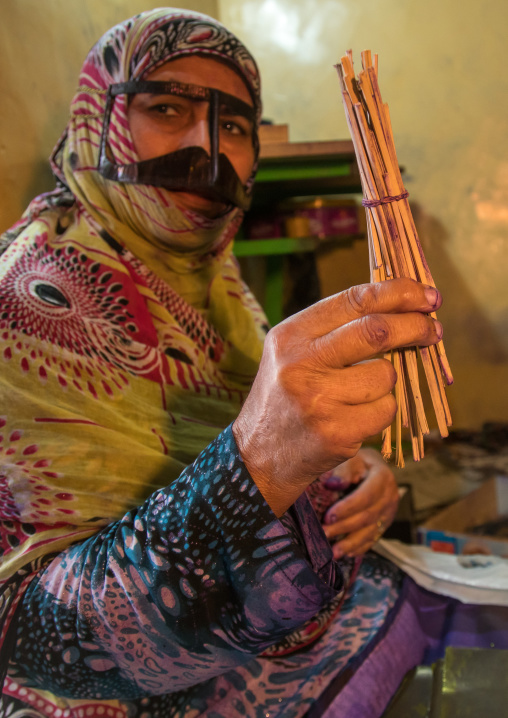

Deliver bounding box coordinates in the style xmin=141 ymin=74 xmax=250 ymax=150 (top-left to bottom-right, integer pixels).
xmin=4 ymin=7 xmax=262 ymax=273
xmin=0 ymin=9 xmax=266 ymax=583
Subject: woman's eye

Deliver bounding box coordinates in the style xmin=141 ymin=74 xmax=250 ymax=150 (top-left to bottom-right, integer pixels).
xmin=152 ymin=103 xmax=179 ymax=116
xmin=222 ymin=120 xmax=242 ymax=135
xmin=221 ymin=118 xmax=252 ymax=137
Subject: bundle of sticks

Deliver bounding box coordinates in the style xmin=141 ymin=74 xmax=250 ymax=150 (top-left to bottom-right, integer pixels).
xmin=336 ymin=51 xmax=453 ymax=467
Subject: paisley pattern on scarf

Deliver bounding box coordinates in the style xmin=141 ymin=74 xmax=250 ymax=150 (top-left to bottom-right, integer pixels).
xmin=0 ymin=211 xmax=265 ymax=565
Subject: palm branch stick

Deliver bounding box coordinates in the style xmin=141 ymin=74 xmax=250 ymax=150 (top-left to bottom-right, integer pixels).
xmin=336 ymin=51 xmax=453 ymax=466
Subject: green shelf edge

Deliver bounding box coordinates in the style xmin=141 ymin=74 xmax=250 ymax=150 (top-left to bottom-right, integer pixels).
xmin=255 ymin=161 xmax=351 ymax=182
xmin=233 ymin=234 xmax=365 ymax=257
xmin=233 ymin=238 xmax=317 ymax=256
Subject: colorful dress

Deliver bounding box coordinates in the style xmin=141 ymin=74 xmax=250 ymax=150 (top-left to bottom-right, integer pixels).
xmin=0 ymin=199 xmax=406 ymax=717
xmin=0 ymin=8 xmax=474 ymax=718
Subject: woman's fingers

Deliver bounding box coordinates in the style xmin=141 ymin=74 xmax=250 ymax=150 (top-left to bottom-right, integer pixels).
xmin=278 ymin=279 xmax=442 ymax=372
xmin=324 ymin=470 xmax=394 ymax=524
xmin=234 ymin=279 xmax=444 ymax=517
xmin=326 ymin=358 xmax=397 ymax=406
xmin=322 ymin=453 xmax=369 ymax=490
xmin=323 ymin=395 xmax=398 ymax=451
xmin=333 ymin=527 xmax=379 ymax=559
xmin=323 ymin=452 xmax=400 ymax=556
xmin=323 ymin=494 xmax=385 ymax=538
xmin=315 ymin=311 xmax=442 ymax=369
xmin=283 ymin=278 xmax=442 ymax=341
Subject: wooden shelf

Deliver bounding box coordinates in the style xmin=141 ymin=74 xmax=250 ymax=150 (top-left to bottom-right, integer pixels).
xmin=252 ymin=140 xmax=361 ymax=206
xmin=259 ymin=138 xmax=356 ymax=159
xmin=239 ymin=140 xmax=365 ymax=325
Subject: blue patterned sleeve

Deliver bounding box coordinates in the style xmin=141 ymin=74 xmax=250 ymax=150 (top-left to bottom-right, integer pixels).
xmin=12 ymin=425 xmax=343 ymax=700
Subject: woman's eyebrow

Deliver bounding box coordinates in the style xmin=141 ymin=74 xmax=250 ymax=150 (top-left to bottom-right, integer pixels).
xmin=142 ymin=91 xmax=188 ymax=99
xmin=218 ymin=100 xmax=255 ymax=121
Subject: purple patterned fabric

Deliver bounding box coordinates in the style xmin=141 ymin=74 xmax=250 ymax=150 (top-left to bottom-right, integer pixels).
xmin=9 ymin=427 xmax=344 ymax=700
xmin=4 ymin=424 xmax=410 ymax=718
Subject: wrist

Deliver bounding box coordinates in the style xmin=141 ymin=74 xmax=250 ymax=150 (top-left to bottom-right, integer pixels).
xmin=232 ymin=417 xmax=303 ymax=517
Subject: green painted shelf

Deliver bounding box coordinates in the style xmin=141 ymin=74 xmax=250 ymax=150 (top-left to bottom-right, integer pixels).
xmin=233 ymin=237 xmax=317 ymax=257
xmin=236 ymin=140 xmax=364 ymax=325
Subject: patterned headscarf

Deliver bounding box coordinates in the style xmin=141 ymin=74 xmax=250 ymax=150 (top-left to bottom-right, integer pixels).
xmin=0 ymin=9 xmax=266 ymax=581
xmin=4 ymin=7 xmax=262 ymax=270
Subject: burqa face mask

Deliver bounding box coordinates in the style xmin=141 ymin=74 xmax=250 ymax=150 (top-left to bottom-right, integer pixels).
xmin=97 ymin=80 xmax=258 ymax=211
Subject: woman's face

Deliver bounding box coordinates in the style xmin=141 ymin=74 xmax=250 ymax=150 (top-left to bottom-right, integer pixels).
xmin=127 ymin=56 xmax=256 ymax=217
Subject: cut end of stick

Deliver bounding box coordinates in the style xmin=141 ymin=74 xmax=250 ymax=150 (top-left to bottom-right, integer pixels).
xmin=361 ymin=50 xmax=372 ymax=70
xmin=381 ymin=425 xmax=392 ymax=460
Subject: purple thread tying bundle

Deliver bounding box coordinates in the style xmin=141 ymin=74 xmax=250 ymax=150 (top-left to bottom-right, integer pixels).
xmin=362 ymin=191 xmax=409 ymax=207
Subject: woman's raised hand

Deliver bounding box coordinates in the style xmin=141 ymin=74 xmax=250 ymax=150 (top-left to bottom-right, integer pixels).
xmin=233 ymin=278 xmax=442 ymax=516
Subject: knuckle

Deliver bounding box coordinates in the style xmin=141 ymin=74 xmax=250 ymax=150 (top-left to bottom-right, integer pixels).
xmin=415 ymin=312 xmax=430 ymax=335
xmin=414 ymin=313 xmax=438 ymax=344
xmin=265 ymin=325 xmax=294 ymax=367
xmin=364 ymin=359 xmax=397 ymax=401
xmin=359 ymin=314 xmax=391 ymax=350
xmin=266 ymin=322 xmax=287 ymax=350
xmin=398 ymin=276 xmax=419 ymax=299
xmin=345 ymin=283 xmax=378 ymax=317
xmin=390 ymin=277 xmax=419 ymax=306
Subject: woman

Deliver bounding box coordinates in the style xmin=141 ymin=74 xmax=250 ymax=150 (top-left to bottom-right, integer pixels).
xmin=0 ymin=8 xmax=444 ymax=717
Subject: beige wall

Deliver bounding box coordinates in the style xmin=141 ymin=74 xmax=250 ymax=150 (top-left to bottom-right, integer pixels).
xmin=220 ymin=0 xmax=508 ymax=430
xmin=0 ymin=0 xmax=218 ymax=230
xmin=2 ymin=0 xmax=507 ymax=429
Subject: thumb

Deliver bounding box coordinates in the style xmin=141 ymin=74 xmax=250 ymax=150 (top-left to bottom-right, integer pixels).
xmin=324 ymin=455 xmax=367 ymax=490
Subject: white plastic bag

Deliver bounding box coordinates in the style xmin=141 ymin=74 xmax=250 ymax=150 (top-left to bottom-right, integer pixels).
xmin=375 ymin=539 xmax=508 ymax=605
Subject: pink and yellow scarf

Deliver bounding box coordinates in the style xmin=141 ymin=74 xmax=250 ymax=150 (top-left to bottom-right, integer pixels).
xmin=0 ymin=9 xmax=265 ymax=582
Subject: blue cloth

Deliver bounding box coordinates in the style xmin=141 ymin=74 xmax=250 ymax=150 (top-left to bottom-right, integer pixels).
xmin=11 ymin=426 xmax=345 ymax=700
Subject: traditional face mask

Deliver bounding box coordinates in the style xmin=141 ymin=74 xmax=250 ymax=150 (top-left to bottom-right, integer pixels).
xmin=98 ymin=80 xmax=259 ymax=211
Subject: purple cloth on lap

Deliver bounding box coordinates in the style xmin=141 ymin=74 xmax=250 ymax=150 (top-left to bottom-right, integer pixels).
xmin=319 ymin=577 xmax=508 ymax=718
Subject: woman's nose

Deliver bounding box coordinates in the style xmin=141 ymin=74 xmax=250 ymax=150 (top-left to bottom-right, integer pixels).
xmin=178 ymin=113 xmax=211 ymax=155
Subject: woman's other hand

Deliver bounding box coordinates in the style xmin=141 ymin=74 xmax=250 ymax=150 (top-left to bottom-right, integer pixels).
xmin=321 ymin=449 xmax=399 ymax=558
xmin=233 ymin=278 xmax=442 ymax=516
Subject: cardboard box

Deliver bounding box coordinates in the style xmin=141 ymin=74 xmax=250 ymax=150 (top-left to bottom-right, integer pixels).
xmin=417 ymin=475 xmax=508 ymax=557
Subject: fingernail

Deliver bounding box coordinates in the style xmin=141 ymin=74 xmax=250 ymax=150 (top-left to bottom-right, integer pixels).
xmin=435 ymin=320 xmax=443 ymax=340
xmin=324 ymin=477 xmax=349 ymax=491
xmin=424 ymin=285 xmax=440 ymax=309
xmin=333 ymin=546 xmax=344 ymax=559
